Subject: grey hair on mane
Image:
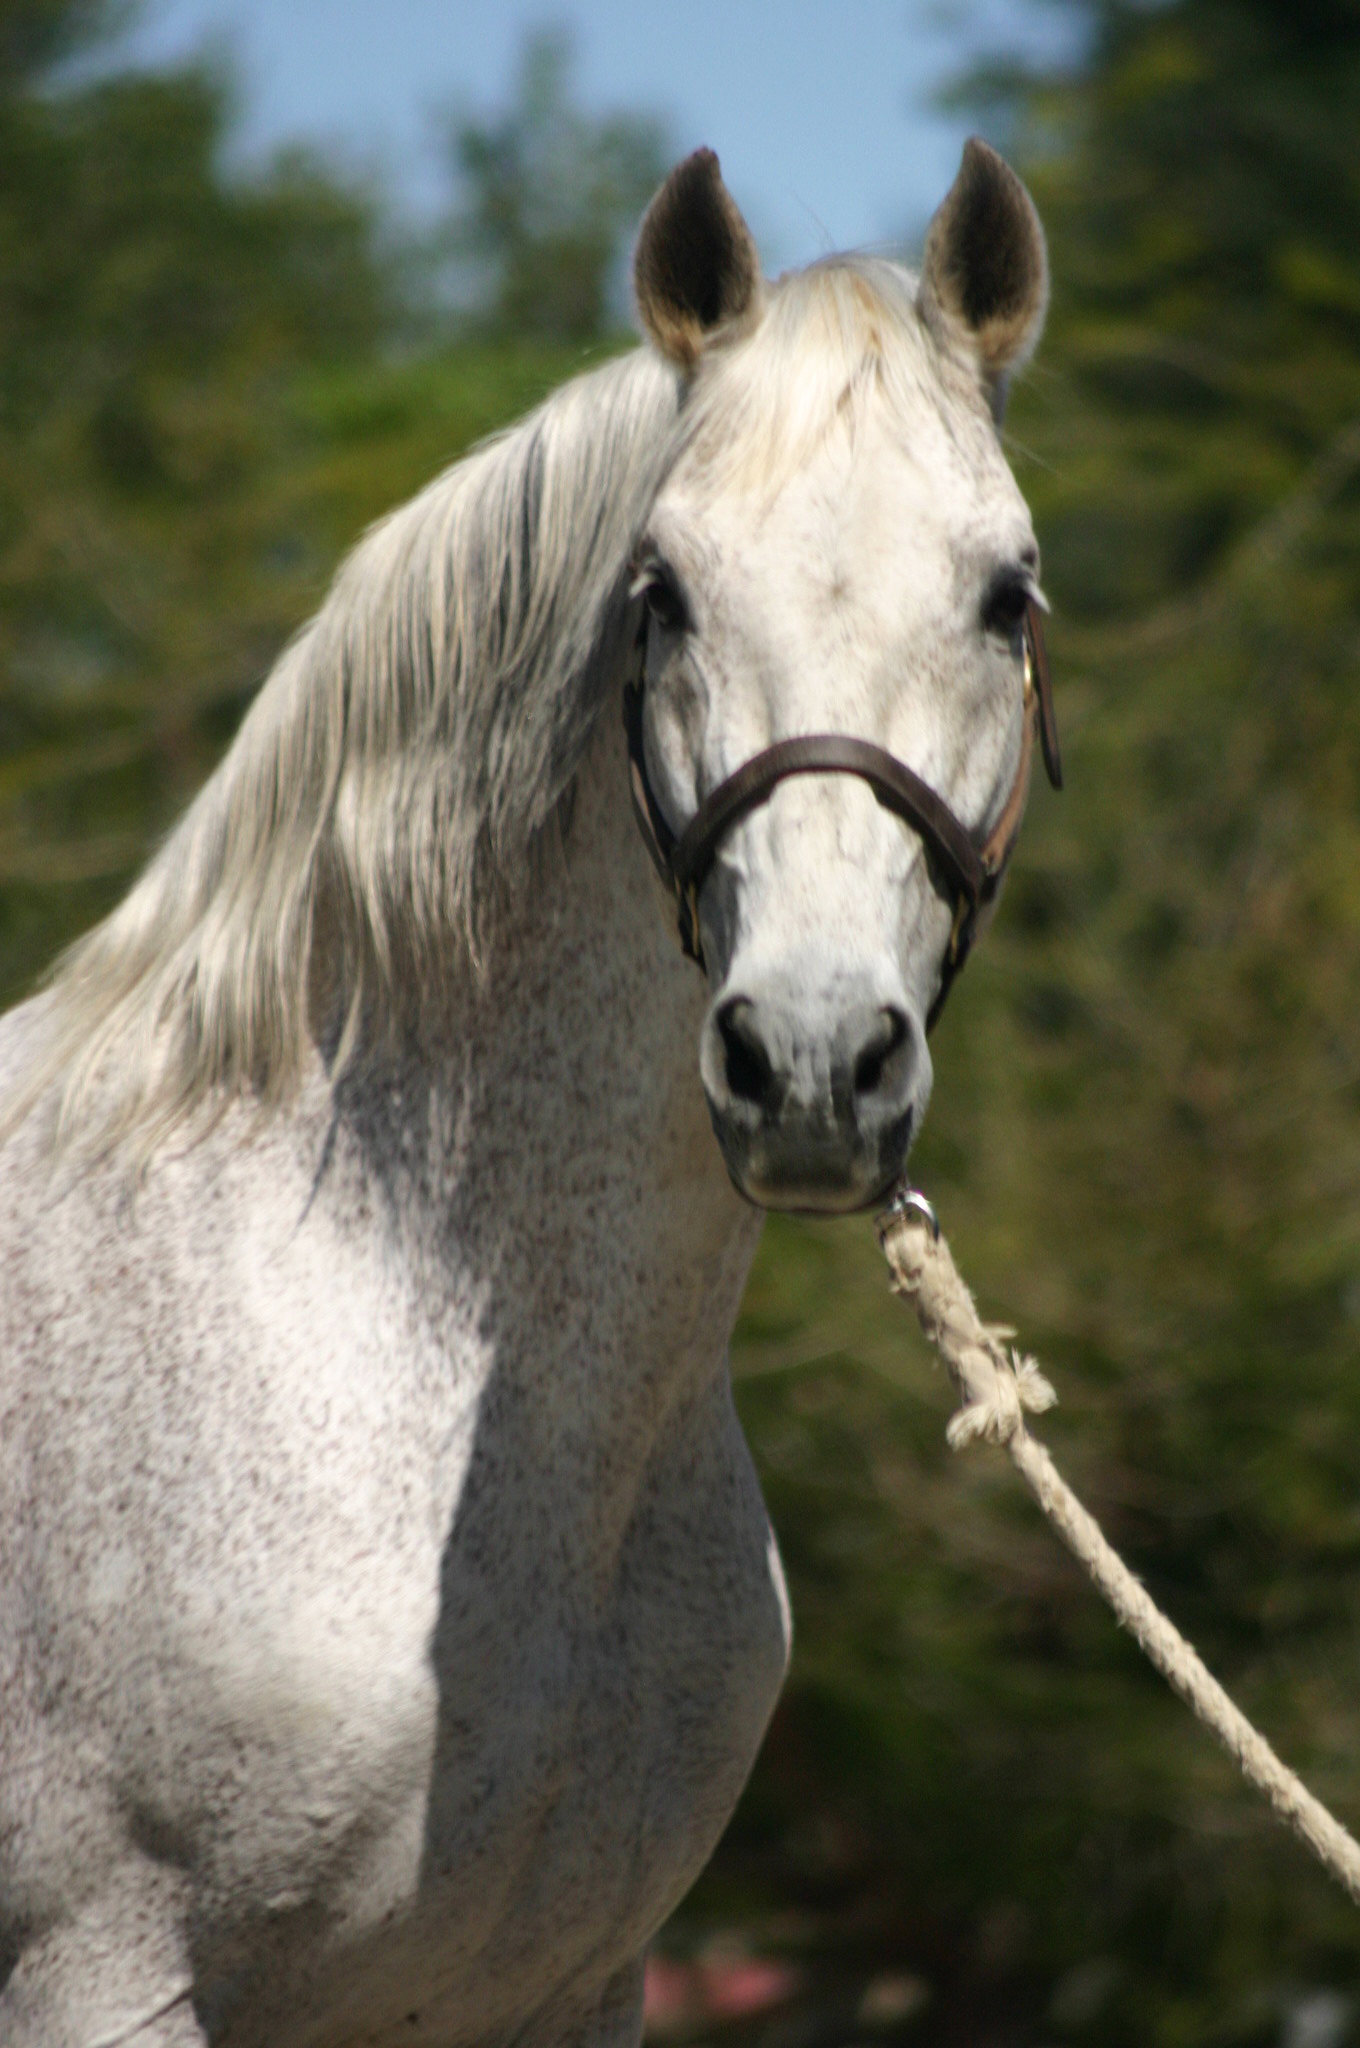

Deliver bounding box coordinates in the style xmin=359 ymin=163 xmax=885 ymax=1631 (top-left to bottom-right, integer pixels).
xmin=12 ymin=347 xmax=683 ymax=1157
xmin=10 ymin=252 xmax=972 ymax=1160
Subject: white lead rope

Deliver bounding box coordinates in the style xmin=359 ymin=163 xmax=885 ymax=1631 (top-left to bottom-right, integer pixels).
xmin=876 ymin=1190 xmax=1360 ymax=1907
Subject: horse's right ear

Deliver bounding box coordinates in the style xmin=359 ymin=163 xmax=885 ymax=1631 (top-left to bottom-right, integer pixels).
xmin=634 ymin=149 xmax=763 ymax=371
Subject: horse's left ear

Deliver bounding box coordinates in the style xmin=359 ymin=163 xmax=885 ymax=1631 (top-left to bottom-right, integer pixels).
xmin=634 ymin=148 xmax=764 ymax=371
xmin=919 ymin=138 xmax=1048 ymax=417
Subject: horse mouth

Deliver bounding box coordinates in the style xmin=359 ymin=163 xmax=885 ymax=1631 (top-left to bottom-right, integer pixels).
xmin=711 ymin=1105 xmax=915 ymax=1216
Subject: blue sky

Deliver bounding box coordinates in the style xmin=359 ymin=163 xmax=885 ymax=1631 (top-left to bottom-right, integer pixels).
xmin=103 ymin=0 xmax=1078 ymax=270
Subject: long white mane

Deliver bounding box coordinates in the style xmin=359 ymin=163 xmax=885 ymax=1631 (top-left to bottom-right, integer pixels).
xmin=14 ymin=348 xmax=683 ymax=1154
xmin=9 ymin=254 xmax=951 ymax=1158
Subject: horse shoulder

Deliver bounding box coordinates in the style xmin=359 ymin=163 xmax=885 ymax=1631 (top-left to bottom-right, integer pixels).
xmin=0 ymin=1065 xmax=484 ymax=1995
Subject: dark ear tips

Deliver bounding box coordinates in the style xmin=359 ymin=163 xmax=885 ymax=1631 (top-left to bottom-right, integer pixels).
xmin=634 ymin=149 xmax=763 ymax=369
xmin=919 ymin=137 xmax=1048 ymax=404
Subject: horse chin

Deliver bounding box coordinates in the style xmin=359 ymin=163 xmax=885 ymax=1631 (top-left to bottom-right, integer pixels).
xmin=710 ymin=1109 xmax=914 ymax=1217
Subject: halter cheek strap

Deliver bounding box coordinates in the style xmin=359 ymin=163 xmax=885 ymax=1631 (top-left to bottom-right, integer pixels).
xmin=623 ymin=597 xmax=1060 ymax=1030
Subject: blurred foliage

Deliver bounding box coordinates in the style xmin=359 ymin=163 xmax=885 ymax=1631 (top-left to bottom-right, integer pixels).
xmin=443 ymin=27 xmax=667 ymax=342
xmin=0 ymin=2 xmax=610 ymax=1000
xmin=0 ymin=0 xmax=123 ymax=88
xmin=7 ymin=1 xmax=1360 ymax=2045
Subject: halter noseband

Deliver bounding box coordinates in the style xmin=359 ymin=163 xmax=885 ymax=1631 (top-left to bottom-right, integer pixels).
xmin=623 ymin=597 xmax=1061 ymax=1032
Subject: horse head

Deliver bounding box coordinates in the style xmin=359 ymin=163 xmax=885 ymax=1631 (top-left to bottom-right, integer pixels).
xmin=631 ymin=144 xmax=1051 ymax=1213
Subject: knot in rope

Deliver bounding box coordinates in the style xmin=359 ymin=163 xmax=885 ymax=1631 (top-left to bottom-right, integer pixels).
xmin=879 ymin=1207 xmax=1056 ymax=1449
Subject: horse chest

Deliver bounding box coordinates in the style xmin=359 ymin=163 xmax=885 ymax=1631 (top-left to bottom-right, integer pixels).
xmin=180 ymin=1317 xmax=788 ymax=2044
xmin=397 ymin=1459 xmax=788 ymax=2032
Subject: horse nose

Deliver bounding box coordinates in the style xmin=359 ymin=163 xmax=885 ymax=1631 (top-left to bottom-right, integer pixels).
xmin=847 ymin=1004 xmax=911 ymax=1109
xmin=711 ymin=993 xmax=914 ymax=1119
xmin=702 ymin=986 xmax=919 ymax=1210
xmin=715 ymin=999 xmax=784 ymax=1117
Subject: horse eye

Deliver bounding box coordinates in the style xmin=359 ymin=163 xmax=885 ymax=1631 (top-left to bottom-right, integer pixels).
xmin=643 ymin=568 xmax=689 ymax=634
xmin=982 ymin=573 xmax=1030 ymax=643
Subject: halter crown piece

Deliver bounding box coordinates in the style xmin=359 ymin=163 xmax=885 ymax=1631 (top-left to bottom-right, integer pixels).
xmin=623 ymin=596 xmax=1061 ymax=1031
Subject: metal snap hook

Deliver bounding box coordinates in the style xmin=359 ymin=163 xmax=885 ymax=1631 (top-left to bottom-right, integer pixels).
xmin=880 ymin=1185 xmax=940 ymax=1239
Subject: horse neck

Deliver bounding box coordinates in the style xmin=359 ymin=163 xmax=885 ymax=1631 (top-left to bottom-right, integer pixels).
xmin=333 ymin=659 xmax=763 ymax=1439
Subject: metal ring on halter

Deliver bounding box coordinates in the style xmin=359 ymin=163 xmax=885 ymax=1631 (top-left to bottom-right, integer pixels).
xmin=880 ymin=1186 xmax=940 ymax=1239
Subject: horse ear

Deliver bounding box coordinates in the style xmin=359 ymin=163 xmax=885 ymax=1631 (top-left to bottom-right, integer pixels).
xmin=919 ymin=138 xmax=1048 ymax=415
xmin=634 ymin=148 xmax=763 ymax=370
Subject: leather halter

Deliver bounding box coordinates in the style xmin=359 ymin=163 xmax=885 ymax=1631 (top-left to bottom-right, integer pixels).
xmin=623 ymin=596 xmax=1060 ymax=1031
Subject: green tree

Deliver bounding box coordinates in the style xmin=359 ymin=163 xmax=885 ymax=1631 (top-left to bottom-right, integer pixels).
xmin=445 ymin=28 xmax=666 ymax=342
xmin=0 ymin=0 xmax=379 ymax=990
xmin=0 ymin=5 xmax=599 ymax=1005
xmin=0 ymin=0 xmax=121 ymax=89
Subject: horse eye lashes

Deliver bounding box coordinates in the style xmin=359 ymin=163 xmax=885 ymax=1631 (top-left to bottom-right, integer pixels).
xmin=639 ymin=566 xmax=690 ymax=633
xmin=981 ymin=570 xmax=1039 ymax=639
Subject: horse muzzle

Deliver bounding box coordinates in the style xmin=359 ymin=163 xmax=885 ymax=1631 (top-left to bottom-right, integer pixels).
xmin=699 ymin=978 xmax=922 ymax=1213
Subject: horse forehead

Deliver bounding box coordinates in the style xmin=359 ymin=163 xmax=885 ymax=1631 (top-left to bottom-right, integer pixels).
xmin=664 ymin=394 xmax=1024 ymax=609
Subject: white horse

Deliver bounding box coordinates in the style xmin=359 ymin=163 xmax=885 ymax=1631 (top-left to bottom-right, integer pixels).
xmin=0 ymin=142 xmax=1050 ymax=2047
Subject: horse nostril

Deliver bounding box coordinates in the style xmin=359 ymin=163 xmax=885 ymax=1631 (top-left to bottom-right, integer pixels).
xmin=717 ymin=999 xmax=777 ymax=1110
xmin=853 ymin=1007 xmax=909 ymax=1099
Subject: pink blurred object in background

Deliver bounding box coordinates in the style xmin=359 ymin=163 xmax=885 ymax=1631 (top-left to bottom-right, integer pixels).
xmin=643 ymin=1953 xmax=800 ymax=2037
